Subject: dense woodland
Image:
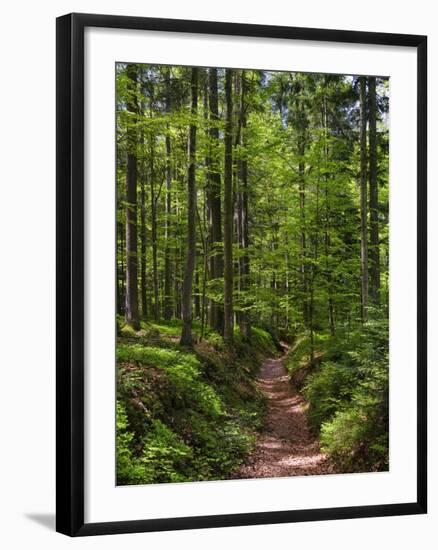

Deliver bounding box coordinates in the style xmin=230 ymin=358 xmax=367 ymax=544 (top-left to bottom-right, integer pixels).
xmin=116 ymin=64 xmax=390 ymax=484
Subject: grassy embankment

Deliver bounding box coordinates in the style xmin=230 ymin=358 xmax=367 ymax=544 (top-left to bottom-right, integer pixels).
xmin=284 ymin=320 xmax=389 ymax=473
xmin=117 ymin=318 xmax=278 ymax=485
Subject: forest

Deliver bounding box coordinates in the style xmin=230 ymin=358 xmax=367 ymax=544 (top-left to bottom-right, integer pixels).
xmin=116 ymin=63 xmax=389 ymax=485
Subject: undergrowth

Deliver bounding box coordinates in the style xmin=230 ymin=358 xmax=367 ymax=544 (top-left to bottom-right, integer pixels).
xmin=285 ymin=318 xmax=389 ymax=473
xmin=116 ymin=321 xmax=276 ymax=485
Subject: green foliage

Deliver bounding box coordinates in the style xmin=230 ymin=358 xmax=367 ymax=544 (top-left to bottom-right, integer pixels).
xmin=284 ymin=332 xmax=329 ymax=389
xmin=117 ymin=343 xmax=224 ymax=417
xmin=233 ymin=326 xmax=278 ymax=357
xmin=285 ymin=334 xmax=313 ymax=376
xmin=116 ymin=402 xmax=149 ymax=485
xmin=116 ymin=326 xmax=274 ymax=484
xmin=120 ymin=323 xmax=137 ymax=338
xmin=295 ymin=317 xmax=389 ymax=472
xmin=250 ymin=327 xmax=279 ymax=355
xmin=117 ymin=402 xmax=195 ymax=484
xmin=304 ymin=362 xmax=355 ymax=429
xmin=320 ymin=369 xmax=389 ymax=472
xmin=116 ymin=64 xmax=390 ymax=479
xmin=203 ymin=331 xmax=225 ymax=351
xmin=139 ymin=420 xmax=194 ymax=483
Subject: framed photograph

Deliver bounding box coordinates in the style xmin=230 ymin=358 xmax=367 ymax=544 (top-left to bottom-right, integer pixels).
xmin=56 ymin=13 xmax=427 ymax=536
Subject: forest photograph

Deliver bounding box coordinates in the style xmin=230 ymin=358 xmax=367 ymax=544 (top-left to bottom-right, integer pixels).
xmin=115 ymin=62 xmax=390 ymax=486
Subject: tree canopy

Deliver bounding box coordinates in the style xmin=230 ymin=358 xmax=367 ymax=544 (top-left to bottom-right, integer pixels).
xmin=116 ymin=64 xmax=390 ymax=484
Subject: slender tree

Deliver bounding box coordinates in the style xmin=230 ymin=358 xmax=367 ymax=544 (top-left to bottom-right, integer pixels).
xmin=292 ymin=77 xmax=310 ymax=331
xmin=237 ymin=70 xmax=251 ymax=339
xmin=368 ymin=76 xmax=380 ymax=305
xmin=180 ymin=67 xmax=199 ymax=346
xmin=359 ymin=76 xmax=369 ymax=322
xmin=207 ymin=68 xmax=224 ymax=334
xmin=124 ymin=64 xmax=140 ymax=329
xmin=116 ymin=217 xmax=124 ymax=315
xmin=149 ymin=90 xmax=160 ymax=321
xmin=164 ymin=68 xmax=173 ymax=319
xmin=322 ymin=85 xmax=335 ymax=335
xmin=140 ymin=169 xmax=147 ymax=318
xmin=223 ymin=69 xmax=234 ymax=345
xmin=139 ymin=85 xmax=148 ymax=319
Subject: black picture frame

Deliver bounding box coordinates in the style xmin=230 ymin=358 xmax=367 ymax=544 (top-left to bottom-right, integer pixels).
xmin=56 ymin=12 xmax=427 ymax=537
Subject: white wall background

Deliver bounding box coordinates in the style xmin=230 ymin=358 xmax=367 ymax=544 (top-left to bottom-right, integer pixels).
xmin=0 ymin=1 xmax=434 ymax=548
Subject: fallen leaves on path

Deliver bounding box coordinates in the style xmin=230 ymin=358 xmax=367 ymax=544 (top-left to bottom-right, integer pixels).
xmin=235 ymin=354 xmax=334 ymax=479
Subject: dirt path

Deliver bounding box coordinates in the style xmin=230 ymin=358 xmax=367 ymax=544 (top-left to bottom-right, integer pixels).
xmin=236 ymin=352 xmax=334 ymax=479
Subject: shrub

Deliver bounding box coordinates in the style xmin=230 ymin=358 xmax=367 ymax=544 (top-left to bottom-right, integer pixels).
xmin=320 ymin=378 xmax=389 ymax=473
xmin=204 ymin=331 xmax=225 ymax=351
xmin=116 ymin=402 xmax=148 ymax=485
xmin=139 ymin=419 xmax=194 ymax=483
xmin=304 ymin=361 xmax=355 ymax=430
xmin=116 ymin=327 xmax=271 ymax=485
xmin=289 ymin=316 xmax=389 ymax=473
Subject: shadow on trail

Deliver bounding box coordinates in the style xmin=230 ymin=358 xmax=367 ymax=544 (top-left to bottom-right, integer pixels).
xmin=235 ymin=352 xmax=334 ymax=479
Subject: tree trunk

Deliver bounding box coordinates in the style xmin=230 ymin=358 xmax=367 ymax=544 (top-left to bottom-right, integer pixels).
xmin=194 ymin=268 xmax=201 ymax=319
xmin=140 ymin=173 xmax=147 ymax=318
xmin=200 ymin=198 xmax=208 ymax=341
xmin=368 ymin=76 xmax=380 ymax=305
xmin=174 ymin=198 xmax=183 ymax=319
xmin=322 ymin=91 xmax=335 ymax=336
xmin=116 ymin=217 xmax=124 ymax=315
xmin=237 ymin=71 xmax=251 ymax=339
xmin=124 ymin=64 xmax=140 ymax=329
xmin=180 ymin=67 xmax=199 ymax=346
xmin=292 ymin=80 xmax=309 ymax=330
xmin=164 ymin=69 xmax=173 ymax=320
xmin=223 ymin=69 xmax=234 ymax=345
xmin=359 ymin=76 xmax=369 ymax=322
xmin=207 ymin=68 xmax=224 ymax=334
xmin=298 ymin=149 xmax=307 ymax=327
xmin=149 ymin=133 xmax=159 ymax=321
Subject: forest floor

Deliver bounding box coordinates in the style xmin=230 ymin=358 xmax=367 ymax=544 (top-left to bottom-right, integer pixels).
xmin=235 ymin=348 xmax=335 ymax=479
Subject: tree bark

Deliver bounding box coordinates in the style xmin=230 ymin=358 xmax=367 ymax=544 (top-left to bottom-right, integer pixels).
xmin=117 ymin=218 xmax=124 ymax=315
xmin=164 ymin=69 xmax=173 ymax=320
xmin=207 ymin=68 xmax=224 ymax=334
xmin=368 ymin=76 xmax=380 ymax=305
xmin=223 ymin=69 xmax=234 ymax=345
xmin=322 ymin=90 xmax=335 ymax=336
xmin=359 ymin=76 xmax=369 ymax=322
xmin=180 ymin=67 xmax=199 ymax=346
xmin=146 ymin=81 xmax=160 ymax=321
xmin=140 ymin=172 xmax=147 ymax=318
xmin=124 ymin=64 xmax=140 ymax=329
xmin=237 ymin=71 xmax=251 ymax=339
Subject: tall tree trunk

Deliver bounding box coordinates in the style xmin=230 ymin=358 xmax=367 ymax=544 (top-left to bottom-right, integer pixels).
xmin=359 ymin=76 xmax=369 ymax=322
xmin=149 ymin=130 xmax=160 ymax=321
xmin=194 ymin=268 xmax=201 ymax=319
xmin=322 ymin=91 xmax=335 ymax=336
xmin=202 ymin=75 xmax=211 ymax=335
xmin=298 ymin=144 xmax=307 ymax=327
xmin=118 ymin=219 xmax=126 ymax=314
xmin=140 ymin=173 xmax=147 ymax=318
xmin=238 ymin=71 xmax=251 ymax=339
xmin=223 ymin=69 xmax=234 ymax=345
xmin=368 ymin=76 xmax=380 ymax=305
xmin=292 ymin=79 xmax=309 ymax=330
xmin=116 ymin=217 xmax=124 ymax=315
xmin=164 ymin=69 xmax=173 ymax=320
xmin=200 ymin=192 xmax=209 ymax=341
xmin=174 ymin=196 xmax=182 ymax=319
xmin=180 ymin=67 xmax=198 ymax=346
xmin=207 ymin=68 xmax=224 ymax=334
xmin=124 ymin=64 xmax=140 ymax=329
